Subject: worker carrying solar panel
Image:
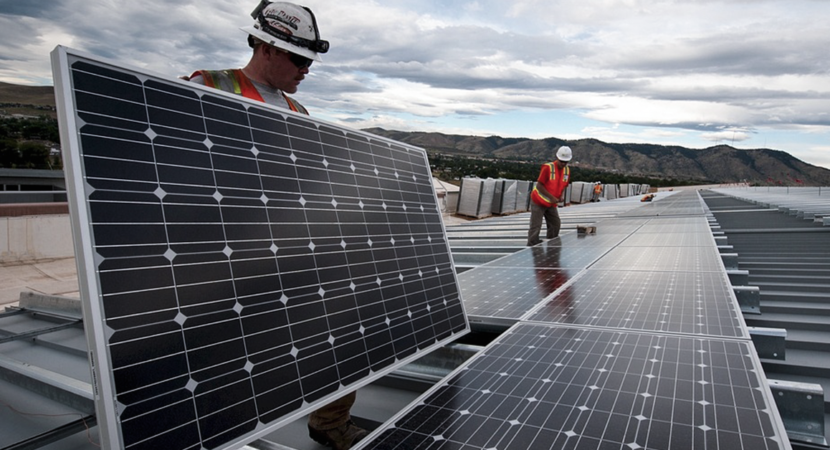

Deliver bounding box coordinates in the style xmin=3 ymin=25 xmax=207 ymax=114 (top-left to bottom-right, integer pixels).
xmin=527 ymin=146 xmax=572 ymax=246
xmin=185 ymin=2 xmax=365 ymax=450
xmin=185 ymin=1 xmax=327 ymax=116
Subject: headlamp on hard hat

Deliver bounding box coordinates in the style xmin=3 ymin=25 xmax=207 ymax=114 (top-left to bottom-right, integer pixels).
xmin=250 ymin=0 xmax=329 ymax=54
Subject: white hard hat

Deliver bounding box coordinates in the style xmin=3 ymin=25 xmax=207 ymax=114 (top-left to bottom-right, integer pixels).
xmin=556 ymin=146 xmax=573 ymax=162
xmin=241 ymin=1 xmax=329 ymax=61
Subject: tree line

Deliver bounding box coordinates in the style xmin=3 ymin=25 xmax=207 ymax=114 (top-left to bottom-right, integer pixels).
xmin=428 ymin=153 xmax=706 ymax=188
xmin=0 ymin=116 xmax=61 ymax=169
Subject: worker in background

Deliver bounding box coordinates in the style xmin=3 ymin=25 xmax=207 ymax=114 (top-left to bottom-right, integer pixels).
xmin=188 ymin=2 xmax=366 ymax=450
xmin=591 ymin=181 xmax=603 ymax=202
xmin=527 ymin=146 xmax=572 ymax=246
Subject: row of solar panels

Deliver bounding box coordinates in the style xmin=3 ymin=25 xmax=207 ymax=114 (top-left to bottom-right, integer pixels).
xmin=356 ymin=190 xmax=793 ymax=450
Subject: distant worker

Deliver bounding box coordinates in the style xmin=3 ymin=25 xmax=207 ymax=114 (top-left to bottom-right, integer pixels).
xmin=527 ymin=146 xmax=572 ymax=246
xmin=641 ymin=193 xmax=656 ymax=202
xmin=187 ymin=3 xmax=366 ymax=450
xmin=591 ymin=181 xmax=603 ymax=202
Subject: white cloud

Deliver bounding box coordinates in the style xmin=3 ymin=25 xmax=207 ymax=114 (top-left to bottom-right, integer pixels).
xmin=700 ymin=130 xmax=752 ymax=143
xmin=1 ymin=0 xmax=829 ymax=169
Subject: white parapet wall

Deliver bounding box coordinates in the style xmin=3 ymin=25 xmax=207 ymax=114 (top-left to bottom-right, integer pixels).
xmin=1 ymin=214 xmax=75 ymax=263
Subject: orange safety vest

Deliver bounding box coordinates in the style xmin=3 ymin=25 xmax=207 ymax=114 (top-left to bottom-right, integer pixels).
xmin=531 ymin=162 xmax=570 ymax=207
xmin=189 ymin=69 xmax=308 ymax=115
xmin=594 ymin=184 xmax=602 ymax=194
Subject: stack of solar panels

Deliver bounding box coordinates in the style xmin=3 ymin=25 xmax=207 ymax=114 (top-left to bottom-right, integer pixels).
xmin=457 ymin=177 xmax=496 ymax=218
xmin=515 ymin=180 xmax=531 ymax=212
xmin=358 ymin=190 xmax=792 ymax=450
xmin=605 ymin=184 xmax=620 ymax=200
xmin=491 ymin=179 xmax=519 ymax=215
xmin=569 ymin=181 xmax=593 ymax=204
xmin=51 ymin=47 xmax=469 ymax=450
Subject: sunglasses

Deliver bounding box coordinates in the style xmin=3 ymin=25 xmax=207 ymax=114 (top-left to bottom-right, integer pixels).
xmin=286 ymin=52 xmax=313 ymax=69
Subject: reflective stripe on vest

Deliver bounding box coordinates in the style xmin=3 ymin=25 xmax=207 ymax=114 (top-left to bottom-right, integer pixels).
xmin=532 ymin=186 xmax=553 ymax=205
xmin=547 ymin=162 xmax=570 ymax=181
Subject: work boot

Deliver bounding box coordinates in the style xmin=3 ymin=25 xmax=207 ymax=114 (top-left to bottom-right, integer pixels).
xmin=308 ymin=420 xmax=368 ymax=450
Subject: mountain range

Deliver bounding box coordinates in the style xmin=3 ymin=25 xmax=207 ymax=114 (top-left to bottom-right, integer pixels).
xmin=365 ymin=128 xmax=830 ymax=185
xmin=2 ymin=81 xmax=827 ymax=185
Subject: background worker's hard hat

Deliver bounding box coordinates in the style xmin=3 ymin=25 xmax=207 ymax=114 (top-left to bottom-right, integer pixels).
xmin=241 ymin=1 xmax=329 ymax=61
xmin=556 ymin=146 xmax=573 ymax=161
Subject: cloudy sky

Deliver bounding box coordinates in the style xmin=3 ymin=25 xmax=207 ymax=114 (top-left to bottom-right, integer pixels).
xmin=2 ymin=0 xmax=829 ymax=170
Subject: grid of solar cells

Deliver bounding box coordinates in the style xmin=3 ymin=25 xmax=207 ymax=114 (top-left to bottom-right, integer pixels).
xmin=638 ymin=217 xmax=712 ymax=233
xmin=591 ymin=245 xmax=724 ymax=272
xmin=525 ymin=269 xmax=746 ymax=338
xmin=458 ymin=267 xmax=576 ymax=321
xmin=619 ymin=232 xmax=716 ymax=247
xmin=618 ymin=202 xmax=706 ymax=218
xmin=359 ymin=323 xmax=787 ymax=450
xmin=486 ymin=242 xmax=613 ymax=269
xmin=54 ymin=50 xmax=468 ymax=450
xmin=587 ymin=219 xmax=648 ymax=234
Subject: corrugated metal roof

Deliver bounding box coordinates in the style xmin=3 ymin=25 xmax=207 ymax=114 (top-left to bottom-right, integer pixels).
xmin=704 ymin=188 xmax=830 ymax=449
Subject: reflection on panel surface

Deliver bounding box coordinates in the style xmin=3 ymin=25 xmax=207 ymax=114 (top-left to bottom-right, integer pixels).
xmin=487 ymin=242 xmax=612 ymax=270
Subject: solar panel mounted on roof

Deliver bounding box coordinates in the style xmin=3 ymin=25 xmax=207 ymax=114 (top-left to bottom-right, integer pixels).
xmin=619 ymin=232 xmax=716 ymax=247
xmin=637 ymin=216 xmax=712 ymax=233
xmin=590 ymin=245 xmax=724 ymax=272
xmin=525 ymin=269 xmax=747 ymax=338
xmin=51 ymin=46 xmax=468 ymax=450
xmin=459 ymin=267 xmax=575 ymax=328
xmin=358 ymin=323 xmax=790 ymax=450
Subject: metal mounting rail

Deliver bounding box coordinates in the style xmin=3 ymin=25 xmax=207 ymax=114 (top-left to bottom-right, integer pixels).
xmin=0 ymin=320 xmax=82 ymax=345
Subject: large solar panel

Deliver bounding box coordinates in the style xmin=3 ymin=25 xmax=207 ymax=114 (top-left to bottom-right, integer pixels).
xmin=358 ymin=323 xmax=790 ymax=450
xmin=525 ymin=269 xmax=747 ymax=338
xmin=51 ymin=47 xmax=468 ymax=450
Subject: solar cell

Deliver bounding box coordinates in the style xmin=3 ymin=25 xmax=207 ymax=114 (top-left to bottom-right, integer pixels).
xmin=359 ymin=323 xmax=789 ymax=450
xmin=525 ymin=269 xmax=747 ymax=338
xmin=52 ymin=47 xmax=468 ymax=450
